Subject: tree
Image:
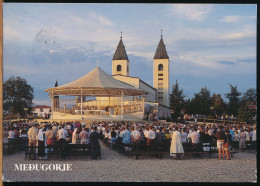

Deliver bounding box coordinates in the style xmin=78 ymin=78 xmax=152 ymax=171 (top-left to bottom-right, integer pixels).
xmin=190 ymin=86 xmax=212 ymax=116
xmin=237 ymin=101 xmax=251 ymax=123
xmin=242 ymin=88 xmax=256 ymax=103
xmin=237 ymin=88 xmax=257 ymax=124
xmin=3 ymin=76 xmax=34 ymax=117
xmin=211 ymin=93 xmax=227 ymax=115
xmin=170 ymin=80 xmax=186 ymax=121
xmin=225 ymin=84 xmax=241 ymax=116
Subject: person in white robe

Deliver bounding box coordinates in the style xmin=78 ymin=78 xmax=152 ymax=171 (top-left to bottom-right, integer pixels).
xmin=72 ymin=128 xmax=78 ymax=144
xmin=170 ymin=127 xmax=184 ymax=159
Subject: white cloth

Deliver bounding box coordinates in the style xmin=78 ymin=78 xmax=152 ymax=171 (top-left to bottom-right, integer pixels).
xmin=37 ymin=129 xmax=44 ymax=141
xmin=58 ymin=128 xmax=68 ymax=140
xmin=190 ymin=131 xmax=199 ymax=144
xmin=245 ymin=131 xmax=250 ymax=141
xmin=252 ymin=131 xmax=256 ymax=141
xmin=147 ymin=130 xmax=156 ymax=139
xmin=72 ymin=128 xmax=78 ymax=144
xmin=170 ymin=131 xmax=184 ymax=157
xmin=8 ymin=131 xmax=15 ymax=138
xmin=131 ymin=130 xmax=141 ymax=140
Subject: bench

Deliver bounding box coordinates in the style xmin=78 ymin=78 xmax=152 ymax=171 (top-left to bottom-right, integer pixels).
xmin=121 ymin=143 xmax=163 ymax=160
xmin=25 ymin=144 xmax=101 ymax=160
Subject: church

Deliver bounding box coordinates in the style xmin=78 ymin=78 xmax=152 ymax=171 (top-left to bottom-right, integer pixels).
xmin=108 ymin=33 xmax=171 ymax=120
xmin=45 ymin=33 xmax=171 ymax=121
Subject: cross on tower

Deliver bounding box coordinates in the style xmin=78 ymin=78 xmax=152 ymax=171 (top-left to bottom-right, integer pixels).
xmin=120 ymin=31 xmax=123 ymax=39
xmin=161 ymin=29 xmax=163 ymax=38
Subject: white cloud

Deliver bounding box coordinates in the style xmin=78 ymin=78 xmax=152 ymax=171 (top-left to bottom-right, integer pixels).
xmin=219 ymin=15 xmax=256 ymax=23
xmin=170 ymin=4 xmax=213 ymax=21
xmin=219 ymin=30 xmax=255 ymax=40
xmin=220 ymin=16 xmax=241 ymax=23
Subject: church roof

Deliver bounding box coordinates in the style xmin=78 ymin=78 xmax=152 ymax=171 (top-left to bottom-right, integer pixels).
xmin=55 ymin=80 xmax=58 ymax=87
xmin=113 ymin=38 xmax=129 ymax=61
xmin=45 ymin=67 xmax=147 ymax=96
xmin=154 ymin=37 xmax=169 ymax=59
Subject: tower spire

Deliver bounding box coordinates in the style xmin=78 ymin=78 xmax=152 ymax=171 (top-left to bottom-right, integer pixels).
xmin=161 ymin=29 xmax=163 ymax=38
xmin=113 ymin=32 xmax=129 ymax=60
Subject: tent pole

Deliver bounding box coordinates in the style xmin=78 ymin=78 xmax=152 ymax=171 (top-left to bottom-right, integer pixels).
xmin=121 ymin=91 xmax=124 ymax=120
xmin=81 ymin=89 xmax=83 ymax=120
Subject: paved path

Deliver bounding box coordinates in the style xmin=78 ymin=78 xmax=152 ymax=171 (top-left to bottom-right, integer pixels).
xmin=2 ymin=142 xmax=257 ymax=182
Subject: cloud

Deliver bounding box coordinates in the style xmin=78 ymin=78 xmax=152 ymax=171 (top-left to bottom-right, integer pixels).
xmin=216 ymin=60 xmax=236 ymax=65
xmin=219 ymin=30 xmax=255 ymax=40
xmin=170 ymin=4 xmax=213 ymax=21
xmin=219 ymin=15 xmax=256 ymax=23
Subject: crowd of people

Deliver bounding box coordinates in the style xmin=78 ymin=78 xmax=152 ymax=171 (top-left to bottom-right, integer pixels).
xmin=3 ymin=119 xmax=257 ymax=160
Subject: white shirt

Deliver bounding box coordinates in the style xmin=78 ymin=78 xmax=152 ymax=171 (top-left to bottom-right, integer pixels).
xmin=190 ymin=131 xmax=199 ymax=144
xmin=8 ymin=131 xmax=15 ymax=138
xmin=147 ymin=130 xmax=156 ymax=139
xmin=57 ymin=128 xmax=68 ymax=140
xmin=131 ymin=130 xmax=141 ymax=140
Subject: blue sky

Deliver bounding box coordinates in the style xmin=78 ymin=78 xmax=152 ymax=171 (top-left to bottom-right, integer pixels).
xmin=3 ymin=3 xmax=256 ymax=106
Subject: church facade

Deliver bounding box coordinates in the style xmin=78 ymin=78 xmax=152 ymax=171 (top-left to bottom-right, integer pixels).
xmin=104 ymin=34 xmax=171 ymax=120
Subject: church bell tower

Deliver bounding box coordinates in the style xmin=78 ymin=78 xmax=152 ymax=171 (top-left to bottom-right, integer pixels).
xmin=112 ymin=32 xmax=129 ymax=76
xmin=153 ymin=32 xmax=170 ymax=107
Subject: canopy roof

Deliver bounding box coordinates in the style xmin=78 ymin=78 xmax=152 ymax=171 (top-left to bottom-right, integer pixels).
xmin=44 ymin=67 xmax=147 ymax=96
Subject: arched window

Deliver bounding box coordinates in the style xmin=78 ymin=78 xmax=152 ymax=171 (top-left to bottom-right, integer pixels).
xmin=158 ymin=64 xmax=163 ymax=71
xmin=117 ymin=65 xmax=122 ymax=71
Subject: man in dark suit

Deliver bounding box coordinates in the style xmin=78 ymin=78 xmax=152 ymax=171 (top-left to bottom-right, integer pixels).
xmin=90 ymin=126 xmax=101 ymax=160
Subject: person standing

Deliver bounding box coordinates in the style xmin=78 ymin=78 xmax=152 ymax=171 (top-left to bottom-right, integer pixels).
xmin=190 ymin=128 xmax=200 ymax=151
xmin=109 ymin=127 xmax=117 ymax=149
xmin=170 ymin=127 xmax=184 ymax=159
xmin=79 ymin=128 xmax=90 ymax=144
xmin=131 ymin=126 xmax=141 ymax=145
xmin=216 ymin=126 xmax=226 ymax=160
xmin=120 ymin=127 xmax=131 ymax=145
xmin=37 ymin=124 xmax=47 ymax=160
xmin=239 ymin=129 xmax=247 ymax=151
xmin=223 ymin=129 xmax=232 ymax=160
xmin=90 ymin=126 xmax=101 ymax=160
xmin=27 ymin=123 xmax=39 ymax=160
xmin=146 ymin=126 xmax=156 ymax=145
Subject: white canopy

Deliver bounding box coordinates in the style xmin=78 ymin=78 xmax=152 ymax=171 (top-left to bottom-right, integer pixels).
xmin=44 ymin=67 xmax=147 ymax=96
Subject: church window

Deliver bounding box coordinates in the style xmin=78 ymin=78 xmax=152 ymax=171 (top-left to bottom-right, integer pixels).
xmin=117 ymin=65 xmax=122 ymax=71
xmin=158 ymin=64 xmax=163 ymax=71
xmin=127 ymin=66 xmax=129 ymax=72
xmin=158 ymin=78 xmax=163 ymax=80
xmin=158 ymin=97 xmax=163 ymax=101
xmin=158 ymin=87 xmax=163 ymax=90
xmin=158 ymin=92 xmax=163 ymax=95
xmin=158 ymin=74 xmax=163 ymax=76
xmin=158 ymin=83 xmax=163 ymax=86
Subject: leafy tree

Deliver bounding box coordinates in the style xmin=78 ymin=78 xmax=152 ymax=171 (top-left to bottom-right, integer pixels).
xmin=211 ymin=93 xmax=227 ymax=115
xmin=237 ymin=101 xmax=251 ymax=123
xmin=225 ymin=84 xmax=241 ymax=116
xmin=3 ymin=76 xmax=34 ymax=117
xmin=237 ymin=88 xmax=257 ymax=123
xmin=170 ymin=80 xmax=186 ymax=121
xmin=190 ymin=86 xmax=212 ymax=116
xmin=242 ymin=88 xmax=256 ymax=103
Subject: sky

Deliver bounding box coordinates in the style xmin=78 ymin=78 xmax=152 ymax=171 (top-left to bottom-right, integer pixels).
xmin=3 ymin=3 xmax=257 ymax=106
